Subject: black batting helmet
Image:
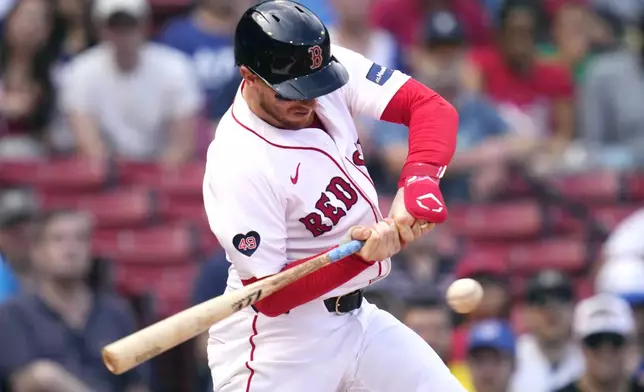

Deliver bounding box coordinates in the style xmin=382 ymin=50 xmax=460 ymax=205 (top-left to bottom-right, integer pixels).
xmin=234 ymin=0 xmax=349 ymax=101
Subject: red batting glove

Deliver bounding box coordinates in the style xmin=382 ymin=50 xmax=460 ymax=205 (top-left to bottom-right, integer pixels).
xmin=401 ymin=165 xmax=448 ymax=224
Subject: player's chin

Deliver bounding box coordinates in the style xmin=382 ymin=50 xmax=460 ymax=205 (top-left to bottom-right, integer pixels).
xmin=284 ymin=111 xmax=314 ymax=129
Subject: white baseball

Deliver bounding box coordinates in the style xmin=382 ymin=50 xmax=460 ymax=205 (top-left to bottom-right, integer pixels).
xmin=446 ymin=278 xmax=484 ymax=314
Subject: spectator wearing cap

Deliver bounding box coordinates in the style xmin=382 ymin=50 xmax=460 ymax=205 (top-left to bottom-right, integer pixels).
xmin=596 ymin=258 xmax=644 ymax=379
xmin=0 ymin=210 xmax=149 ymax=392
xmin=513 ymin=270 xmax=584 ymax=392
xmin=556 ymin=294 xmax=644 ymax=392
xmin=372 ymin=11 xmax=537 ymax=201
xmin=369 ymin=0 xmax=495 ymax=48
xmin=0 ymin=189 xmax=40 ymax=299
xmin=403 ymin=293 xmax=474 ymax=390
xmin=467 ymin=319 xmax=516 ymax=392
xmin=467 ymin=0 xmax=575 ymax=164
xmin=158 ymin=0 xmax=250 ymax=134
xmin=61 ymin=0 xmax=204 ymax=165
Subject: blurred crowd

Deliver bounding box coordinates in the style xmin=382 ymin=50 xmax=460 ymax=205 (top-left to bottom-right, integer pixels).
xmin=0 ymin=0 xmax=643 ymax=391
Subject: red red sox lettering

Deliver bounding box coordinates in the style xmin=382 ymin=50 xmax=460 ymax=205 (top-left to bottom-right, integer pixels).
xmin=299 ymin=176 xmax=358 ymax=236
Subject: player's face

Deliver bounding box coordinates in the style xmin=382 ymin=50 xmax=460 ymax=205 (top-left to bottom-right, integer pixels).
xmin=258 ymin=83 xmax=317 ymax=130
xmin=35 ymin=213 xmax=92 ymax=281
xmin=467 ymin=348 xmax=514 ymax=392
xmin=241 ymin=66 xmax=318 ymax=129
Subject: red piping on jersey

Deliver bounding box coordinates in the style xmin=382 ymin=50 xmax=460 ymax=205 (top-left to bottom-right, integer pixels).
xmin=345 ymin=156 xmax=375 ymax=189
xmin=245 ymin=315 xmax=259 ymax=392
xmin=344 ymin=157 xmax=383 ymax=282
xmin=231 ymin=94 xmax=379 ymax=317
xmin=380 ymin=78 xmax=458 ymax=187
xmin=231 ymin=95 xmax=379 ymax=223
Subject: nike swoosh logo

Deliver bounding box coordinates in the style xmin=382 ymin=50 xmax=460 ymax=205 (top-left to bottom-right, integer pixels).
xmin=290 ymin=163 xmax=301 ymax=184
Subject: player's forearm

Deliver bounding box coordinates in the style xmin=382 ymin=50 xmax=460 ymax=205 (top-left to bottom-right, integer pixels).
xmin=241 ymin=250 xmax=373 ymax=317
xmin=380 ymin=79 xmax=458 ymax=186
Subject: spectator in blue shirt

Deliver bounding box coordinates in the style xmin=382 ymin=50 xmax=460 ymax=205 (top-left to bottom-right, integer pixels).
xmin=0 ymin=209 xmax=149 ymax=392
xmin=158 ymin=0 xmax=247 ymax=125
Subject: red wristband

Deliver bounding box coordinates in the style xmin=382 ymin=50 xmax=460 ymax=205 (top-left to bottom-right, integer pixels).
xmin=398 ymin=162 xmax=447 ymax=189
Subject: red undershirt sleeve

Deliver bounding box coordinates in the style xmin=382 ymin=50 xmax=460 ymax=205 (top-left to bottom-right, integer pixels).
xmin=241 ymin=250 xmax=373 ymax=317
xmin=380 ymin=78 xmax=458 ymax=185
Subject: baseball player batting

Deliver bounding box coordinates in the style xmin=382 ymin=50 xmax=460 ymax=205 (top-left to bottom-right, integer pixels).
xmin=203 ymin=1 xmax=463 ymax=391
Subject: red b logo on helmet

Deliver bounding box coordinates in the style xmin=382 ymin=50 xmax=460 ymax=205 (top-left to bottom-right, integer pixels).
xmin=308 ymin=45 xmax=323 ymax=70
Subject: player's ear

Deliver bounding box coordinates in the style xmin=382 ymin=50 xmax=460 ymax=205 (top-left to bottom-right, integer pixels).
xmin=239 ymin=66 xmax=258 ymax=85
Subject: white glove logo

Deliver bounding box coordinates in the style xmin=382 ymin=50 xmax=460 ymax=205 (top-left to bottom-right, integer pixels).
xmin=416 ymin=193 xmax=444 ymax=213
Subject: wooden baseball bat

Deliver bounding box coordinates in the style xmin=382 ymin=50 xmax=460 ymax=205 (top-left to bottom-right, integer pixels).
xmin=101 ymin=240 xmax=365 ymax=375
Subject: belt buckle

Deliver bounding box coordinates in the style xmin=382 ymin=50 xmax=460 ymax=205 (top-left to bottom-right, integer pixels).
xmin=334 ymin=294 xmax=347 ymax=315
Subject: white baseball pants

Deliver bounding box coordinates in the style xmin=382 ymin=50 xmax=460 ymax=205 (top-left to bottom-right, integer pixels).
xmin=207 ymin=300 xmax=467 ymax=392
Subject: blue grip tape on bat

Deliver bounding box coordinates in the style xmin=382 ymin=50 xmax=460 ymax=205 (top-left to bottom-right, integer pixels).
xmin=328 ymin=240 xmax=365 ymax=262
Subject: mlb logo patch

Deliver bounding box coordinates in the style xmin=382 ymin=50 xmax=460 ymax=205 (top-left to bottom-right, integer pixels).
xmin=366 ymin=63 xmax=393 ymax=86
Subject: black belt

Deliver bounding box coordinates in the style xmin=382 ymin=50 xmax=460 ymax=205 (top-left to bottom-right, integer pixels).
xmin=324 ymin=289 xmax=363 ymax=315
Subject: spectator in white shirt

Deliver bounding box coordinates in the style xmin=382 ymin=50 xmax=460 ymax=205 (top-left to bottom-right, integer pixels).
xmin=61 ymin=0 xmax=203 ymax=164
xmin=512 ymin=270 xmax=585 ymax=392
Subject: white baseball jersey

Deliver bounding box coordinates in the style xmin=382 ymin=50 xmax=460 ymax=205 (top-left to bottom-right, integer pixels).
xmin=203 ymin=44 xmax=410 ymax=299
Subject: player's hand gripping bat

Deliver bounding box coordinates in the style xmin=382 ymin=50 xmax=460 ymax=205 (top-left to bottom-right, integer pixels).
xmin=101 ymin=240 xmax=365 ymax=375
